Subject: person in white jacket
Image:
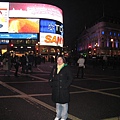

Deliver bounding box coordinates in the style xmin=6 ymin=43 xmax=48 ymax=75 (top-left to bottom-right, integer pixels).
xmin=77 ymin=55 xmax=85 ymax=78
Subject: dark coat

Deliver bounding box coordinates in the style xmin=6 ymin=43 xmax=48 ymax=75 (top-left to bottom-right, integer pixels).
xmin=49 ymin=64 xmax=73 ymax=104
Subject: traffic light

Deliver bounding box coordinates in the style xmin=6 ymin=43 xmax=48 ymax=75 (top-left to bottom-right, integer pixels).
xmin=36 ymin=47 xmax=38 ymax=53
xmin=10 ymin=43 xmax=13 ymax=47
xmin=10 ymin=43 xmax=14 ymax=50
xmin=93 ymin=48 xmax=96 ymax=54
xmin=88 ymin=46 xmax=92 ymax=55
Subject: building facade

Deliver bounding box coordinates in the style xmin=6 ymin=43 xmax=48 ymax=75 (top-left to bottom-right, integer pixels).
xmin=78 ymin=17 xmax=120 ymax=56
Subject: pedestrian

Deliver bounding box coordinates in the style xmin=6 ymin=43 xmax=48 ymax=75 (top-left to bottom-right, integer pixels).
xmin=25 ymin=53 xmax=29 ymax=73
xmin=2 ymin=53 xmax=11 ymax=76
xmin=102 ymin=55 xmax=108 ymax=70
xmin=21 ymin=55 xmax=26 ymax=73
xmin=76 ymin=55 xmax=85 ymax=78
xmin=13 ymin=55 xmax=20 ymax=77
xmin=49 ymin=55 xmax=73 ymax=120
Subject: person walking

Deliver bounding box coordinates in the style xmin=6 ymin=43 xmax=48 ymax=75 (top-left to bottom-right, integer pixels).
xmin=49 ymin=55 xmax=73 ymax=120
xmin=13 ymin=55 xmax=20 ymax=77
xmin=77 ymin=55 xmax=85 ymax=78
xmin=3 ymin=56 xmax=10 ymax=76
xmin=102 ymin=55 xmax=108 ymax=70
xmin=21 ymin=55 xmax=26 ymax=73
xmin=2 ymin=54 xmax=10 ymax=76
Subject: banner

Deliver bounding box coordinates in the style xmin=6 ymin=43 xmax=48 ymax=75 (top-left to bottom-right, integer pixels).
xmin=0 ymin=2 xmax=9 ymax=32
xmin=40 ymin=33 xmax=63 ymax=47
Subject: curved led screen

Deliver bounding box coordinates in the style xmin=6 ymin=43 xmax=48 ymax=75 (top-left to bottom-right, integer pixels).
xmin=40 ymin=33 xmax=63 ymax=47
xmin=0 ymin=2 xmax=63 ymax=47
xmin=0 ymin=2 xmax=9 ymax=32
xmin=9 ymin=3 xmax=63 ymax=23
xmin=0 ymin=33 xmax=37 ymax=39
xmin=9 ymin=18 xmax=39 ymax=33
xmin=40 ymin=19 xmax=63 ymax=36
xmin=40 ymin=18 xmax=63 ymax=47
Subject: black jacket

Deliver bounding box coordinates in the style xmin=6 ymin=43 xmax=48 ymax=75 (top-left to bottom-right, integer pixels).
xmin=49 ymin=64 xmax=73 ymax=104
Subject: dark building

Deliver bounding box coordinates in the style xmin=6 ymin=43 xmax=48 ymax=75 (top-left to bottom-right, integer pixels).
xmin=77 ymin=16 xmax=120 ymax=56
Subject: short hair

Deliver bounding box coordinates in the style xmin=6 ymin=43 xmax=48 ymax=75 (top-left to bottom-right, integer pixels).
xmin=57 ymin=55 xmax=66 ymax=63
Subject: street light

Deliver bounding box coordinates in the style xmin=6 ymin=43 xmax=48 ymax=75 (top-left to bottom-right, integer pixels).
xmin=94 ymin=43 xmax=99 ymax=55
xmin=110 ymin=38 xmax=114 ymax=56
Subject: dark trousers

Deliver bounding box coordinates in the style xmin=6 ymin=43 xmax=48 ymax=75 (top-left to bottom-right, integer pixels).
xmin=77 ymin=66 xmax=84 ymax=78
xmin=21 ymin=65 xmax=26 ymax=73
xmin=14 ymin=65 xmax=19 ymax=76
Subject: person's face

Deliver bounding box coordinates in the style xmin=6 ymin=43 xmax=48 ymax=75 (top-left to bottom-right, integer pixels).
xmin=57 ymin=57 xmax=64 ymax=65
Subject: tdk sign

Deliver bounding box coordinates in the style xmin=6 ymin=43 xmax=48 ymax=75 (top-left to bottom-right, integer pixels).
xmin=40 ymin=19 xmax=63 ymax=36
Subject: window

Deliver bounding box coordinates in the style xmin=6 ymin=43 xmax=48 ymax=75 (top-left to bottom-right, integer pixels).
xmin=101 ymin=31 xmax=104 ymax=35
xmin=26 ymin=40 xmax=31 ymax=44
xmin=115 ymin=41 xmax=118 ymax=48
xmin=114 ymin=32 xmax=116 ymax=36
xmin=51 ymin=48 xmax=55 ymax=53
xmin=110 ymin=32 xmax=112 ymax=35
xmin=41 ymin=48 xmax=48 ymax=52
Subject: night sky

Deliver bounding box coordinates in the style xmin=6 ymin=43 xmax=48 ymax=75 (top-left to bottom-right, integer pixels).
xmin=2 ymin=0 xmax=120 ymax=47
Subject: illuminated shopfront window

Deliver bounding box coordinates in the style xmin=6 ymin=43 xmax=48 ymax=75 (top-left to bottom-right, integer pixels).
xmin=41 ymin=47 xmax=48 ymax=52
xmin=51 ymin=48 xmax=55 ymax=53
xmin=26 ymin=40 xmax=31 ymax=44
xmin=11 ymin=40 xmax=25 ymax=44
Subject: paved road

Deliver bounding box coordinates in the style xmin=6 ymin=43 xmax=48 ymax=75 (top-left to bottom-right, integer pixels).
xmin=0 ymin=62 xmax=120 ymax=120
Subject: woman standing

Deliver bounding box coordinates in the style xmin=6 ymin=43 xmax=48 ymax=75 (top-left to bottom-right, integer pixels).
xmin=49 ymin=55 xmax=73 ymax=120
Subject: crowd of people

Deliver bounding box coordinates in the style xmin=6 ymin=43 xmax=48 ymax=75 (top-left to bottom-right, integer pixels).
xmin=0 ymin=52 xmax=56 ymax=77
xmin=1 ymin=51 xmax=120 ymax=78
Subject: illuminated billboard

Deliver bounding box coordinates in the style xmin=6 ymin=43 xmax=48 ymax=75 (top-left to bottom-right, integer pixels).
xmin=40 ymin=19 xmax=63 ymax=36
xmin=9 ymin=18 xmax=39 ymax=33
xmin=40 ymin=19 xmax=63 ymax=47
xmin=0 ymin=40 xmax=9 ymax=44
xmin=0 ymin=2 xmax=9 ymax=32
xmin=0 ymin=33 xmax=38 ymax=39
xmin=0 ymin=2 xmax=64 ymax=47
xmin=40 ymin=33 xmax=63 ymax=47
xmin=9 ymin=3 xmax=63 ymax=23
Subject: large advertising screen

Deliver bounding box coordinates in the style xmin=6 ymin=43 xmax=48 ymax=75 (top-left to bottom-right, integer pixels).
xmin=0 ymin=33 xmax=38 ymax=39
xmin=40 ymin=19 xmax=63 ymax=36
xmin=9 ymin=18 xmax=39 ymax=33
xmin=40 ymin=19 xmax=63 ymax=47
xmin=40 ymin=33 xmax=63 ymax=47
xmin=0 ymin=2 xmax=9 ymax=32
xmin=9 ymin=3 xmax=63 ymax=23
xmin=0 ymin=40 xmax=9 ymax=44
xmin=0 ymin=2 xmax=64 ymax=47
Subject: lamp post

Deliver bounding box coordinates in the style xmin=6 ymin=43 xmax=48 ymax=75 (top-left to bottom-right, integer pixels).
xmin=94 ymin=43 xmax=99 ymax=55
xmin=110 ymin=38 xmax=113 ymax=56
xmin=38 ymin=42 xmax=40 ymax=55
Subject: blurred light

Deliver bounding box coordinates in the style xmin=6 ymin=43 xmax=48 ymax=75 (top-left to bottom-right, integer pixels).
xmin=88 ymin=45 xmax=91 ymax=48
xmin=27 ymin=47 xmax=31 ymax=48
xmin=36 ymin=48 xmax=38 ymax=50
xmin=10 ymin=43 xmax=13 ymax=47
xmin=111 ymin=38 xmax=113 ymax=42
